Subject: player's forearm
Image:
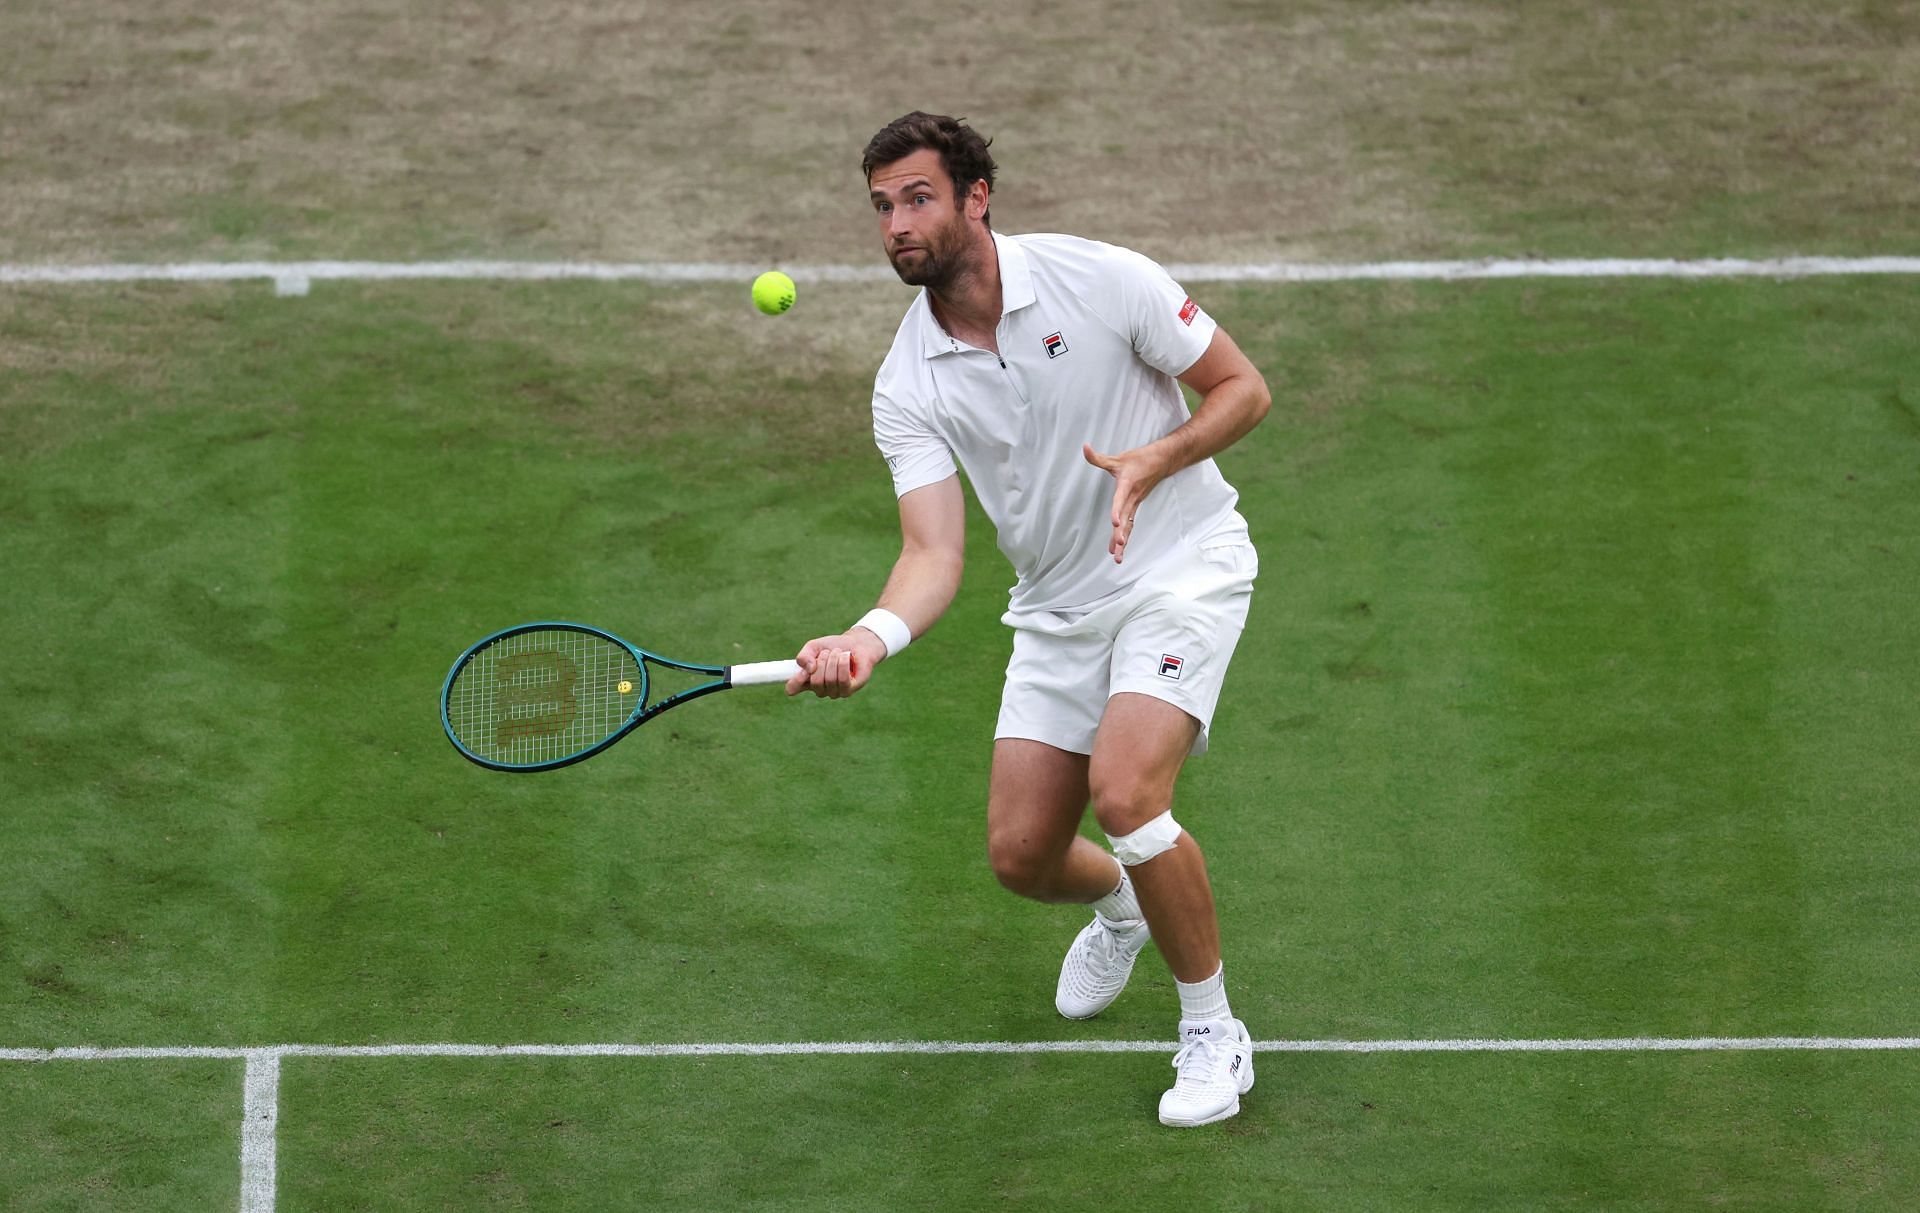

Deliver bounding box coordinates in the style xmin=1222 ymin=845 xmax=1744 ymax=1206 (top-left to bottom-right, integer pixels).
xmin=1146 ymin=371 xmax=1271 ymax=478
xmin=872 ymin=543 xmax=964 ymax=642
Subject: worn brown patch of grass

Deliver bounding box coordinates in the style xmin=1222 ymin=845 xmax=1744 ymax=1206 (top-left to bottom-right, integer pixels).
xmin=1 ymin=3 xmax=1913 ymax=265
xmin=0 ymin=0 xmax=1455 ymax=264
xmin=1336 ymin=4 xmax=1920 ymax=255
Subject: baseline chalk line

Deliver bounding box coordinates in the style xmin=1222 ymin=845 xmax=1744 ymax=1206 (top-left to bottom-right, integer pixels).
xmin=8 ymin=1036 xmax=1912 ymax=1213
xmin=1 ymin=256 xmax=1917 ymax=297
xmin=5 ymin=1035 xmax=1919 ymax=1062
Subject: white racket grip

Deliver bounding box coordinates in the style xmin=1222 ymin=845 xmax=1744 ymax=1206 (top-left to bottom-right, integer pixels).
xmin=729 ymin=659 xmax=804 ymax=687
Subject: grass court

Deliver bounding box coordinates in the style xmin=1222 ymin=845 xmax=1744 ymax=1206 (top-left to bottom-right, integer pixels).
xmin=4 ymin=1 xmax=1920 ymax=1208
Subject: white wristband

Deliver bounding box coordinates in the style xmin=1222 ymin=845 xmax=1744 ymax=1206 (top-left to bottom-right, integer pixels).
xmin=854 ymin=608 xmax=913 ymax=659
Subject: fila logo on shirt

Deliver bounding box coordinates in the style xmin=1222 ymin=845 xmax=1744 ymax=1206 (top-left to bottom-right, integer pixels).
xmin=1158 ymin=654 xmax=1184 ymax=680
xmin=1042 ymin=331 xmax=1068 ymax=359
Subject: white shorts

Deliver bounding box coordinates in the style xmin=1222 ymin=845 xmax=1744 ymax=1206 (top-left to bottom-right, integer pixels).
xmin=994 ymin=542 xmax=1257 ymax=757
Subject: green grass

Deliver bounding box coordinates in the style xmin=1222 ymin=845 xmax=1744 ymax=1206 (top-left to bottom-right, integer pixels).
xmin=0 ymin=1060 xmax=241 ymax=1211
xmin=277 ymin=1052 xmax=1920 ymax=1211
xmin=3 ymin=277 xmax=1918 ymax=1207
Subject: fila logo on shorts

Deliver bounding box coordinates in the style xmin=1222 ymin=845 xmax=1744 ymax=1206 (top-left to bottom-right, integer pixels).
xmin=1043 ymin=331 xmax=1068 ymax=358
xmin=1179 ymin=297 xmax=1199 ymax=326
xmin=1158 ymin=653 xmax=1184 ymax=680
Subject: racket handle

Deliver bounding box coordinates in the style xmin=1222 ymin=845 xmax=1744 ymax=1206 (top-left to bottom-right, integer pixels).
xmin=728 ymin=659 xmax=803 ymax=687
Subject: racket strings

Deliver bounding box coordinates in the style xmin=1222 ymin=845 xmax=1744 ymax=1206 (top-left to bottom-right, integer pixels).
xmin=446 ymin=629 xmax=642 ymax=767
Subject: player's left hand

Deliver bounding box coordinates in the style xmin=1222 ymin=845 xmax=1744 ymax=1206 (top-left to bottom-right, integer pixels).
xmin=1083 ymin=442 xmax=1168 ymax=563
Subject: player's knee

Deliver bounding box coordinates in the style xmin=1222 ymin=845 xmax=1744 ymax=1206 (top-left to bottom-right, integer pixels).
xmin=1088 ymin=769 xmax=1169 ymax=839
xmin=986 ymin=829 xmax=1057 ymax=899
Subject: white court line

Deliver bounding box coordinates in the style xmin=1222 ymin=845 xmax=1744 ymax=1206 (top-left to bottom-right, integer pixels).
xmin=0 ymin=256 xmax=1918 ymax=297
xmin=6 ymin=1035 xmax=1920 ymax=1062
xmin=6 ymin=1037 xmax=1915 ymax=1213
xmin=239 ymin=1051 xmax=278 ymax=1213
xmin=0 ymin=1045 xmax=251 ymax=1060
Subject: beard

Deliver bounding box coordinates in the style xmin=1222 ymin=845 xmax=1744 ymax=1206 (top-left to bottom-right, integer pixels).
xmin=887 ymin=218 xmax=968 ymax=290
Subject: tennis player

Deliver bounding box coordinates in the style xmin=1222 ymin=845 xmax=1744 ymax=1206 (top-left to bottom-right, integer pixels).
xmin=787 ymin=112 xmax=1269 ymax=1127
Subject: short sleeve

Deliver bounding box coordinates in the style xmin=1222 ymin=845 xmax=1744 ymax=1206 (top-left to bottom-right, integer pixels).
xmin=1113 ymin=248 xmax=1218 ymax=378
xmin=873 ymin=383 xmax=957 ymax=497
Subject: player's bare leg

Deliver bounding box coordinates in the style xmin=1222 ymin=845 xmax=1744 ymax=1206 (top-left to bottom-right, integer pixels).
xmin=1086 ymin=693 xmax=1217 ymax=980
xmin=988 ymin=738 xmax=1155 ymax=1019
xmin=985 ymin=739 xmax=1116 ymax=904
xmin=1088 ymin=690 xmax=1253 ymax=1127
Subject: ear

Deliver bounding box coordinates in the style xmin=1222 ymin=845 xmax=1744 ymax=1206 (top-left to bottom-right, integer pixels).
xmin=966 ymin=178 xmax=990 ymax=222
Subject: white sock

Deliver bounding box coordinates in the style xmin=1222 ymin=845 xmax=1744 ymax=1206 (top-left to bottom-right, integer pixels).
xmin=1176 ymin=963 xmax=1231 ymax=1022
xmin=1090 ymin=863 xmax=1142 ymax=923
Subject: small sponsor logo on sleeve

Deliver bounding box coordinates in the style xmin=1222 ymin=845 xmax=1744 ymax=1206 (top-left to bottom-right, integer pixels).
xmin=1178 ymin=297 xmax=1199 ymax=326
xmin=1158 ymin=654 xmax=1184 ymax=680
xmin=1043 ymin=331 xmax=1068 ymax=358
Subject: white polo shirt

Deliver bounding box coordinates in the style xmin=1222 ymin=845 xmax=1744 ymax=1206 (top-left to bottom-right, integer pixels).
xmin=872 ymin=231 xmax=1250 ymax=613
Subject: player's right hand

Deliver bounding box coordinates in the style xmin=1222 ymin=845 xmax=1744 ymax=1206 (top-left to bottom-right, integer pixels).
xmin=785 ymin=631 xmax=887 ymax=698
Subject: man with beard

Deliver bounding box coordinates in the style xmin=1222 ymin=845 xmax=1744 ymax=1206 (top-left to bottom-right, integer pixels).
xmin=785 ymin=111 xmax=1270 ymax=1127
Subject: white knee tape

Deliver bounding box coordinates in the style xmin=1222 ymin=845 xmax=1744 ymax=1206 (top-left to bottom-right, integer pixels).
xmin=1106 ymin=810 xmax=1182 ymax=866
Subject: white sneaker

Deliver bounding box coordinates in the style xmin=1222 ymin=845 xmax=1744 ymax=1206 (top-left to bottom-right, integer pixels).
xmin=1054 ymin=913 xmax=1151 ymax=1019
xmin=1158 ymin=1017 xmax=1255 ymax=1127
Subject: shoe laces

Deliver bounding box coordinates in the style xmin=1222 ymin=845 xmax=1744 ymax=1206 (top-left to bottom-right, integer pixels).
xmin=1087 ymin=920 xmax=1123 ymax=963
xmin=1092 ymin=915 xmax=1143 ymax=957
xmin=1171 ymin=1030 xmax=1233 ymax=1082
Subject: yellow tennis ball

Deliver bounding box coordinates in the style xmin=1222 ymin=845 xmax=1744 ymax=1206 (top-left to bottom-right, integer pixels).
xmin=617 ymin=680 xmax=633 ymax=694
xmin=752 ymin=270 xmax=796 ymax=316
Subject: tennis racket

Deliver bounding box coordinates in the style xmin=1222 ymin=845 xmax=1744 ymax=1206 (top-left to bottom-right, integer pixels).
xmin=441 ymin=622 xmax=800 ymax=772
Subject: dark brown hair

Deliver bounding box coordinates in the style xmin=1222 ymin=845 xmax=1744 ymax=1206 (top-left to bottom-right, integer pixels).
xmin=862 ymin=111 xmax=997 ymax=224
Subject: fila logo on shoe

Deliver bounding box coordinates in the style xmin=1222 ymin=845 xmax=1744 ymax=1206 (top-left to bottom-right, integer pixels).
xmin=1185 ymin=1024 xmax=1210 ymax=1037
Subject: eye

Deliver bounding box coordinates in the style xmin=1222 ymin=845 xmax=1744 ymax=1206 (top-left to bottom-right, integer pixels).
xmin=875 ymin=201 xmax=892 ymax=214
xmin=913 ymin=194 xmax=931 ymax=205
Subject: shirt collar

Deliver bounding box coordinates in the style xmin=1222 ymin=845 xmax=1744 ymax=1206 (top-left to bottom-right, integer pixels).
xmin=917 ymin=231 xmax=1038 ymax=359
xmin=996 ymin=231 xmax=1037 ymax=313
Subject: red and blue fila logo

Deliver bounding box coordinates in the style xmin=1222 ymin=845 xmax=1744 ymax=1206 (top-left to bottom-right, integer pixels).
xmin=1043 ymin=331 xmax=1068 ymax=358
xmin=1158 ymin=654 xmax=1184 ymax=680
